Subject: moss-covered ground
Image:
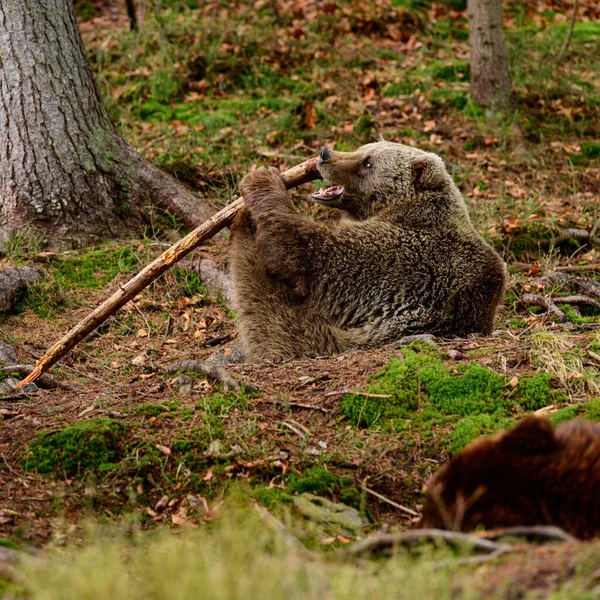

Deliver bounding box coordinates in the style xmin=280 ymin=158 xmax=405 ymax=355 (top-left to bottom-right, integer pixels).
xmin=1 ymin=0 xmax=600 ymax=596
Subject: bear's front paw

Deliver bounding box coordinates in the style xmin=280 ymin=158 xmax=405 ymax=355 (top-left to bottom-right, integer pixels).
xmin=239 ymin=167 xmax=286 ymax=210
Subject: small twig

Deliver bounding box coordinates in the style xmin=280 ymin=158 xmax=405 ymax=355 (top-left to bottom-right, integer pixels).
xmin=479 ymin=525 xmax=576 ymax=543
xmin=205 ymin=334 xmax=233 ymax=347
xmin=162 ymin=315 xmax=172 ymax=341
xmin=362 ymin=486 xmax=418 ymax=517
xmin=346 ymin=529 xmax=510 ymax=557
xmin=133 ymin=303 xmax=152 ymax=340
xmin=1 ymin=452 xmax=28 ymax=480
xmin=254 ymin=399 xmax=328 ymax=414
xmin=280 ymin=421 xmax=306 ymax=439
xmin=558 ymin=0 xmax=579 ymax=58
xmin=324 ymin=390 xmax=392 ymax=399
xmin=297 ymin=372 xmax=330 ymax=388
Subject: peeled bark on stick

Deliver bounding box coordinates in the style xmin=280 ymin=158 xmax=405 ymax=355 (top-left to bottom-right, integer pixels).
xmin=15 ymin=158 xmax=319 ymax=389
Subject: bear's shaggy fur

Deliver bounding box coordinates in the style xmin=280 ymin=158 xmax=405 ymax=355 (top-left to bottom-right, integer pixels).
xmin=419 ymin=417 xmax=600 ymax=539
xmin=229 ymin=142 xmax=506 ymax=362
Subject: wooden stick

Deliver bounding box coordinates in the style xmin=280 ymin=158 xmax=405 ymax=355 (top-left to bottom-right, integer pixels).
xmin=15 ymin=158 xmax=320 ymax=389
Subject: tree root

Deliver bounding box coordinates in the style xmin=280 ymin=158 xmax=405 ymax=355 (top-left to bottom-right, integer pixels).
xmin=347 ymin=525 xmax=575 ymax=561
xmin=0 ymin=266 xmax=44 ymax=312
xmin=522 ymin=294 xmax=570 ymax=323
xmin=165 ymin=360 xmax=242 ymax=393
xmin=194 ymin=258 xmax=234 ymax=307
xmin=395 ymin=334 xmax=438 ymax=347
xmin=0 ymin=364 xmax=80 ymax=391
xmin=479 ymin=525 xmax=576 ymax=543
xmin=541 ymin=228 xmax=600 ymax=249
xmin=346 ymin=528 xmax=511 ymax=557
xmin=523 ymin=271 xmax=600 ymax=325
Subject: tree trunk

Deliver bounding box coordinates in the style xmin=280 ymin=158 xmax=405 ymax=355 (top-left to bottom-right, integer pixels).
xmin=467 ymin=0 xmax=512 ymax=110
xmin=0 ymin=0 xmax=214 ymax=249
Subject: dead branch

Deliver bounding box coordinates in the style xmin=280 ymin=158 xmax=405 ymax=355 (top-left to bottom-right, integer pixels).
xmin=347 ymin=528 xmax=510 ymax=557
xmin=558 ymin=0 xmax=579 ymax=58
xmin=324 ymin=390 xmax=392 ymax=399
xmin=555 ymin=264 xmax=600 ymax=273
xmin=255 ymin=399 xmax=329 ymax=413
xmin=480 ymin=525 xmax=576 ymax=543
xmin=362 ymin=486 xmax=418 ymax=517
xmin=15 ymin=158 xmax=319 ymax=390
xmin=165 ymin=360 xmax=241 ymax=393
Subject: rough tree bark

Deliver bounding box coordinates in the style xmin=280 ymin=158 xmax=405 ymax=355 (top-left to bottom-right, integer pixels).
xmin=467 ymin=0 xmax=512 ymax=110
xmin=0 ymin=0 xmax=214 ymax=249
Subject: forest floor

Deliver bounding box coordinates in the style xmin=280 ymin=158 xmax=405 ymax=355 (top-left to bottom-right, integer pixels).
xmin=1 ymin=0 xmax=600 ymax=597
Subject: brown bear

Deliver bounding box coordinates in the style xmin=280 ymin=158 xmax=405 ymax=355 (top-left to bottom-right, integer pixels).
xmin=229 ymin=142 xmax=506 ymax=362
xmin=419 ymin=417 xmax=600 ymax=539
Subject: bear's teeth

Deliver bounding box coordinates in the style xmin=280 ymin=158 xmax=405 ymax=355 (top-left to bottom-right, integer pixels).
xmin=310 ymin=185 xmax=344 ymax=201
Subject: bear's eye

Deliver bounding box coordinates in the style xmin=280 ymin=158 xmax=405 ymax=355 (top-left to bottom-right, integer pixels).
xmin=363 ymin=157 xmax=372 ymax=169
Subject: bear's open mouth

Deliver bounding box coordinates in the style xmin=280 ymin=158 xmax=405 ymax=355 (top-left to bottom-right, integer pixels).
xmin=310 ymin=185 xmax=344 ymax=202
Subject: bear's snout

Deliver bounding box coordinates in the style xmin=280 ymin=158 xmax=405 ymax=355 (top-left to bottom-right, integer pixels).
xmin=319 ymin=147 xmax=331 ymax=164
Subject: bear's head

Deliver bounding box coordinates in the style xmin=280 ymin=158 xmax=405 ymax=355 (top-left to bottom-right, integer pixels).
xmin=314 ymin=141 xmax=468 ymax=223
xmin=419 ymin=417 xmax=561 ymax=531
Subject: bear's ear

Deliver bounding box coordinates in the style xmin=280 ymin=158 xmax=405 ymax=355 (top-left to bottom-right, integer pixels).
xmin=500 ymin=416 xmax=558 ymax=456
xmin=411 ymin=154 xmax=447 ymax=191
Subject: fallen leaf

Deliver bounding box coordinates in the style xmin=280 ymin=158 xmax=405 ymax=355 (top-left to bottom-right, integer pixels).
xmin=502 ymin=216 xmax=521 ymax=234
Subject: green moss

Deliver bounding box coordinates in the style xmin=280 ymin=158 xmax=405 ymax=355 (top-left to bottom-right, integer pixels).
xmin=449 ymin=413 xmax=514 ymax=455
xmin=0 ymin=538 xmax=18 ymax=550
xmin=172 ymin=267 xmax=208 ymax=297
xmin=342 ymin=350 xmax=513 ymax=431
xmin=508 ymin=318 xmax=529 ymax=330
xmin=514 ymin=373 xmax=559 ymax=411
xmin=547 ymin=398 xmax=600 ymax=427
xmin=53 ymin=247 xmax=139 ymax=290
xmin=426 ymin=60 xmax=470 ymax=82
xmin=581 ymin=141 xmax=600 ymax=160
xmin=135 ymin=403 xmax=171 ymax=418
xmin=548 ymin=406 xmax=580 ymax=426
xmin=382 ymin=81 xmax=414 ymax=97
xmin=339 ymin=486 xmax=362 ymax=510
xmin=424 ymin=363 xmax=506 ymax=416
xmin=252 ymin=486 xmax=293 ymax=509
xmin=287 ymin=466 xmax=339 ymax=496
xmin=23 ymin=419 xmax=127 ymax=478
